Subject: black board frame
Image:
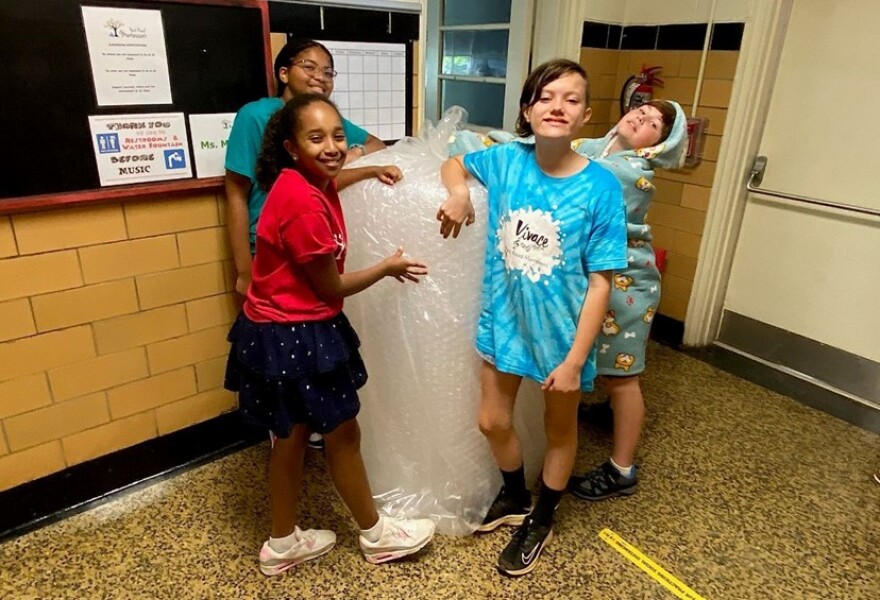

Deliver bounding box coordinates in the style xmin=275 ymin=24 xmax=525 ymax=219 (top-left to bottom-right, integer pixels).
xmin=0 ymin=0 xmax=272 ymax=213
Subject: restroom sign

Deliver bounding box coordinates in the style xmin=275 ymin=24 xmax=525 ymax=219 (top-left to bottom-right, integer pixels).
xmin=88 ymin=112 xmax=192 ymax=186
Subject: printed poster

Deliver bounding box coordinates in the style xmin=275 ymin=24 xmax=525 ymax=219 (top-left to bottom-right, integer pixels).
xmin=188 ymin=113 xmax=237 ymax=178
xmin=81 ymin=6 xmax=172 ymax=106
xmin=88 ymin=113 xmax=192 ymax=186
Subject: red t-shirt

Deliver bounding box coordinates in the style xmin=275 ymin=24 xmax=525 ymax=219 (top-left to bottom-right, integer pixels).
xmin=244 ymin=169 xmax=347 ymax=323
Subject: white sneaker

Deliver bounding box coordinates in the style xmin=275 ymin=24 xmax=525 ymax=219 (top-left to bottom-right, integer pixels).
xmin=359 ymin=516 xmax=436 ymax=564
xmin=259 ymin=527 xmax=336 ymax=576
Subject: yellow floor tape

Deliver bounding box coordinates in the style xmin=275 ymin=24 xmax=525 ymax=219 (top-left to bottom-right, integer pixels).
xmin=599 ymin=529 xmax=707 ymax=600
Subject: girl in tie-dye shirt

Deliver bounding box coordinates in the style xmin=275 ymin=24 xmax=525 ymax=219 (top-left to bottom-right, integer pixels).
xmin=436 ymin=59 xmax=627 ymax=577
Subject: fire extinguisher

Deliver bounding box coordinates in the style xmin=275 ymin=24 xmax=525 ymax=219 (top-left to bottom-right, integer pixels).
xmin=619 ymin=65 xmax=664 ymax=116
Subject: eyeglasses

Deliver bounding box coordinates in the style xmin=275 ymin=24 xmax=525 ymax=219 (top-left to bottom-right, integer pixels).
xmin=291 ymin=60 xmax=338 ymax=80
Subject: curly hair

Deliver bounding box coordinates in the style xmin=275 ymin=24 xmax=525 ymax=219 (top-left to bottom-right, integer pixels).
xmin=516 ymin=59 xmax=590 ymax=137
xmin=255 ymin=94 xmax=342 ymax=191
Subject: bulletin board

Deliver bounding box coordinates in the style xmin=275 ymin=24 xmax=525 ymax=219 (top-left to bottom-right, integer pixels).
xmin=0 ymin=0 xmax=271 ymax=207
xmin=268 ymin=1 xmax=419 ymax=142
xmin=321 ymin=40 xmax=408 ymax=141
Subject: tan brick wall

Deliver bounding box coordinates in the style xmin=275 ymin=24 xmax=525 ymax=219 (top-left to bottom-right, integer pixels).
xmin=0 ymin=193 xmax=237 ymax=491
xmin=579 ymin=48 xmax=740 ymax=321
xmin=578 ymin=48 xmax=622 ymax=138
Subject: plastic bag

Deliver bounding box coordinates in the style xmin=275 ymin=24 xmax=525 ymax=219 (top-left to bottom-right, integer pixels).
xmin=340 ymin=107 xmax=546 ymax=535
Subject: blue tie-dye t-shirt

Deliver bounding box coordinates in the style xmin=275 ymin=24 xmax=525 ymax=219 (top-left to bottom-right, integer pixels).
xmin=463 ymin=142 xmax=627 ymax=391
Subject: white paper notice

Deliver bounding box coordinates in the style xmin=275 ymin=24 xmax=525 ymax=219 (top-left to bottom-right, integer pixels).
xmin=88 ymin=113 xmax=192 ymax=186
xmin=188 ymin=113 xmax=237 ymax=178
xmin=82 ymin=6 xmax=172 ymax=106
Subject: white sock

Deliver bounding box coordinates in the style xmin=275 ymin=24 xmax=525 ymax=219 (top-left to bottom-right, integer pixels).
xmin=610 ymin=457 xmax=634 ymax=478
xmin=360 ymin=516 xmax=384 ymax=543
xmin=268 ymin=527 xmax=300 ymax=553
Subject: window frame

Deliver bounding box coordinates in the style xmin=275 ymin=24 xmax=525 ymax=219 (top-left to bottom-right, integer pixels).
xmin=425 ymin=0 xmax=534 ymax=131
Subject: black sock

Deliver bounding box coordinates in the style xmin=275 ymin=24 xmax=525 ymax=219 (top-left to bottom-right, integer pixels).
xmin=500 ymin=466 xmax=529 ymax=504
xmin=530 ymin=480 xmax=563 ymax=526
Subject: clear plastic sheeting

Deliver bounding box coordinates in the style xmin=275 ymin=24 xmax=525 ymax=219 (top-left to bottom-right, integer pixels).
xmin=340 ymin=107 xmax=546 ymax=536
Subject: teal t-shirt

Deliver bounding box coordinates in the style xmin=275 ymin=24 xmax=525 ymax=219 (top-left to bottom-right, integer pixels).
xmin=224 ymin=96 xmax=370 ymax=251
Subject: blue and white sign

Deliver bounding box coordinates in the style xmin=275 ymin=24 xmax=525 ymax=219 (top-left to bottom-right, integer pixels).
xmin=163 ymin=149 xmax=186 ymax=169
xmin=96 ymin=133 xmax=120 ymax=154
xmin=88 ymin=112 xmax=192 ymax=186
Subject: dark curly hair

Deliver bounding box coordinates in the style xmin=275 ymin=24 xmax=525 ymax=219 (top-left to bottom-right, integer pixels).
xmin=255 ymin=94 xmax=343 ymax=191
xmin=516 ymin=59 xmax=590 ymax=137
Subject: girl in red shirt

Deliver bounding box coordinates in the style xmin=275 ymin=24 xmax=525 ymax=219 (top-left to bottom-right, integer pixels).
xmin=224 ymin=94 xmax=435 ymax=576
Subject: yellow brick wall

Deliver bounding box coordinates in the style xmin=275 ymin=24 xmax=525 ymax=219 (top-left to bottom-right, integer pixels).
xmin=578 ymin=48 xmax=622 ymax=138
xmin=579 ymin=48 xmax=739 ymax=321
xmin=0 ymin=193 xmax=238 ymax=491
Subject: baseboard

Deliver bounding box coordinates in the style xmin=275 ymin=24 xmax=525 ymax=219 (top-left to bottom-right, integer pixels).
xmin=717 ymin=311 xmax=880 ymax=406
xmin=0 ymin=412 xmax=263 ymax=542
xmin=689 ymin=344 xmax=880 ymax=434
xmin=649 ymin=313 xmax=684 ymax=349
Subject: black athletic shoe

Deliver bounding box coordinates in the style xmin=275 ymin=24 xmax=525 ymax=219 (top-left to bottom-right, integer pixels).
xmin=577 ymin=398 xmax=614 ymax=430
xmin=570 ymin=460 xmax=638 ymax=501
xmin=496 ymin=517 xmax=553 ymax=577
xmin=475 ymin=487 xmax=531 ymax=533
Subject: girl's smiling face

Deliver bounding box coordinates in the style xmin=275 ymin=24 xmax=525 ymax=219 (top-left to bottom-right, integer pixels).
xmin=280 ymin=46 xmax=335 ymax=97
xmin=522 ymin=72 xmax=592 ymax=140
xmin=284 ymin=101 xmax=348 ymax=185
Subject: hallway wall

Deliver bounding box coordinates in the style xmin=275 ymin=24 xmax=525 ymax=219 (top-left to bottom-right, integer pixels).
xmin=575 ymin=0 xmax=752 ymax=323
xmin=0 ymin=194 xmax=237 ymax=491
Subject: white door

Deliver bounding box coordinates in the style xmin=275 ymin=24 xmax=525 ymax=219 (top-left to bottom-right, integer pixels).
xmin=719 ymin=0 xmax=880 ymax=408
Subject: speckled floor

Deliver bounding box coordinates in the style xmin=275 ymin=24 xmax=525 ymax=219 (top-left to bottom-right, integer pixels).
xmin=1 ymin=344 xmax=878 ymax=599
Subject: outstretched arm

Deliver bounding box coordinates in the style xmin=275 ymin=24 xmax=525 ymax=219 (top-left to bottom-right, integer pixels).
xmin=363 ymin=134 xmax=386 ymax=154
xmin=337 ymin=165 xmax=403 ymax=191
xmin=302 ymin=247 xmax=427 ymax=301
xmin=436 ymin=155 xmax=476 ymax=239
xmin=542 ymin=271 xmax=612 ymax=393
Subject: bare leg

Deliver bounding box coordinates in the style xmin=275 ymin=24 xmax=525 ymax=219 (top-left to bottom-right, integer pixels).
xmin=268 ymin=424 xmax=309 ymax=538
xmin=322 ymin=418 xmax=380 ymax=530
xmin=607 ymin=375 xmax=644 ymax=467
xmin=541 ymin=389 xmax=581 ymax=489
xmin=478 ymin=361 xmax=523 ymax=471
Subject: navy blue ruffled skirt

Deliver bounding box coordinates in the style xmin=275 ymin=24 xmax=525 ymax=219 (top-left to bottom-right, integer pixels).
xmin=224 ymin=311 xmax=367 ymax=437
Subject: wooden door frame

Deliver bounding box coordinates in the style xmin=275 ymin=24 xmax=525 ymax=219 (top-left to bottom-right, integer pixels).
xmin=683 ymin=0 xmax=794 ymax=346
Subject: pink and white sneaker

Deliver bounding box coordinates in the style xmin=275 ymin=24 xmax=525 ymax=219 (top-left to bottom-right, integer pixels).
xmin=359 ymin=516 xmax=436 ymax=564
xmin=259 ymin=527 xmax=336 ymax=576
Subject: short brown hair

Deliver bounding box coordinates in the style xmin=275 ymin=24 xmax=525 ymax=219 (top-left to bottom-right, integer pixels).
xmin=516 ymin=59 xmax=590 ymax=137
xmin=642 ymin=100 xmax=677 ymax=143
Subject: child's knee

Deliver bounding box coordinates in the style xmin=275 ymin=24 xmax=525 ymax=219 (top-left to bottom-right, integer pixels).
xmin=478 ymin=411 xmax=513 ymax=438
xmin=324 ymin=418 xmax=361 ymax=450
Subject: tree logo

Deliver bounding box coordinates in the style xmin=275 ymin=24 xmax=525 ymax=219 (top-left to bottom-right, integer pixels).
xmin=104 ymin=19 xmax=124 ymax=37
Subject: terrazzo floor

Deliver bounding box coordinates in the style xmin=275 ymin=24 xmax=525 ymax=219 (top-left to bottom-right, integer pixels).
xmin=1 ymin=343 xmax=878 ymax=599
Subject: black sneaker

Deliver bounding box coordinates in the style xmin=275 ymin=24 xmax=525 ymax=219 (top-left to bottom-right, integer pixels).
xmin=307 ymin=433 xmax=324 ymax=450
xmin=496 ymin=517 xmax=553 ymax=577
xmin=570 ymin=461 xmax=638 ymax=501
xmin=475 ymin=488 xmax=531 ymax=533
xmin=577 ymin=398 xmax=614 ymax=430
